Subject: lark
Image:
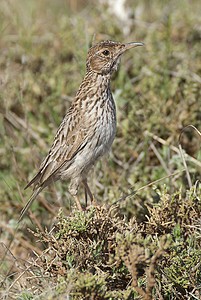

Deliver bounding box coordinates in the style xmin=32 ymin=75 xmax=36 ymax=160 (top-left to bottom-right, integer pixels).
xmin=20 ymin=40 xmax=143 ymax=221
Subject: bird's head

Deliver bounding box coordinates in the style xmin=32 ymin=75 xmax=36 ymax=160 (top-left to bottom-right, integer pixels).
xmin=86 ymin=40 xmax=143 ymax=75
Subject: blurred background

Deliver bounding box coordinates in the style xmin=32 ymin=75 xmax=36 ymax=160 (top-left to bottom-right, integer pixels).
xmin=0 ymin=0 xmax=200 ymax=259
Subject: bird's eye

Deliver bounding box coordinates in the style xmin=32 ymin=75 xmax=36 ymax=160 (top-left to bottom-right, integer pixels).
xmin=102 ymin=50 xmax=110 ymax=56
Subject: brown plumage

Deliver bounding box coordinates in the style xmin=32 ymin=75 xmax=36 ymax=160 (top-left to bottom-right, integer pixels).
xmin=19 ymin=40 xmax=143 ymax=221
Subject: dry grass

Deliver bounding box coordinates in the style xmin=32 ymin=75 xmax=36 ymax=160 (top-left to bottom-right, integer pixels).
xmin=0 ymin=0 xmax=201 ymax=298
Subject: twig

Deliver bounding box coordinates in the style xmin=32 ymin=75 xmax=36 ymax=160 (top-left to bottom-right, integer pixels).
xmin=144 ymin=131 xmax=201 ymax=168
xmin=0 ymin=221 xmax=42 ymax=255
xmin=178 ymin=125 xmax=201 ymax=189
xmin=150 ymin=142 xmax=171 ymax=175
xmin=157 ymin=69 xmax=201 ymax=84
xmin=109 ymin=168 xmax=185 ymax=207
xmin=4 ymin=111 xmax=47 ymax=150
xmin=194 ymin=180 xmax=200 ymax=201
xmin=178 ymin=143 xmax=192 ymax=188
xmin=4 ymin=252 xmax=44 ymax=295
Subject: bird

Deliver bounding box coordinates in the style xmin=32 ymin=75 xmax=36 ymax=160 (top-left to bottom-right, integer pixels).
xmin=19 ymin=40 xmax=143 ymax=222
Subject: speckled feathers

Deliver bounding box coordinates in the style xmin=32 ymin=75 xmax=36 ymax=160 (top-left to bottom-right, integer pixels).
xmin=20 ymin=40 xmax=143 ymax=219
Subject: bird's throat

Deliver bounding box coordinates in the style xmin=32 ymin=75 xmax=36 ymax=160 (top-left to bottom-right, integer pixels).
xmin=76 ymin=71 xmax=111 ymax=99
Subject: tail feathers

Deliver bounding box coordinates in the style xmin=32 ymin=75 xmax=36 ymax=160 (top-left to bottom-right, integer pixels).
xmin=18 ymin=186 xmax=43 ymax=223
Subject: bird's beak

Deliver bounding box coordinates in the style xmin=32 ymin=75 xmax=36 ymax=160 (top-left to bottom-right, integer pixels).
xmin=119 ymin=42 xmax=144 ymax=55
xmin=124 ymin=42 xmax=144 ymax=50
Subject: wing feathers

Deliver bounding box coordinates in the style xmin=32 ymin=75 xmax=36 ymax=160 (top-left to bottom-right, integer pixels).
xmin=25 ymin=109 xmax=91 ymax=190
xmin=24 ymin=172 xmax=41 ymax=190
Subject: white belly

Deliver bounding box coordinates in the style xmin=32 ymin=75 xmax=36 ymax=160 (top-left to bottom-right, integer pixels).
xmin=59 ymin=102 xmax=116 ymax=181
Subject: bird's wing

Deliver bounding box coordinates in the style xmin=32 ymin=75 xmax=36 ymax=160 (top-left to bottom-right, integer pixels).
xmin=25 ymin=105 xmax=93 ymax=190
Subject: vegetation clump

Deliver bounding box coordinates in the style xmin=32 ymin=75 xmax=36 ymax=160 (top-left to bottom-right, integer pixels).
xmin=0 ymin=0 xmax=201 ymax=299
xmin=27 ymin=187 xmax=201 ymax=299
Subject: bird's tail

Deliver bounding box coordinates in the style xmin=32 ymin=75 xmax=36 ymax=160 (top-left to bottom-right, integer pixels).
xmin=18 ymin=186 xmax=43 ymax=223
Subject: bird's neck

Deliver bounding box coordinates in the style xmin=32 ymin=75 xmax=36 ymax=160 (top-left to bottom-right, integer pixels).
xmin=76 ymin=71 xmax=111 ymax=98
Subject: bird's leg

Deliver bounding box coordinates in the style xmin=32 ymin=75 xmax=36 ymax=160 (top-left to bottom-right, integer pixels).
xmin=84 ymin=186 xmax=88 ymax=207
xmin=82 ymin=179 xmax=95 ymax=205
xmin=73 ymin=194 xmax=83 ymax=211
